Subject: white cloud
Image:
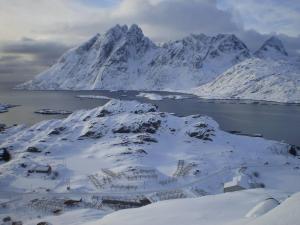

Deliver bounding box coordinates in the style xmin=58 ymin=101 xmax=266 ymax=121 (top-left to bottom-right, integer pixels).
xmin=0 ymin=0 xmax=240 ymax=44
xmin=220 ymin=0 xmax=300 ymax=37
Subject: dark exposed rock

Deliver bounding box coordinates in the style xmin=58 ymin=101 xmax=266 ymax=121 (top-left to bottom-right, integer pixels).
xmin=195 ymin=123 xmax=208 ymax=128
xmin=0 ymin=148 xmax=11 ymax=162
xmin=12 ymin=221 xmax=23 ymax=225
xmin=97 ymin=109 xmax=111 ymax=117
xmin=288 ymin=145 xmax=300 ymax=156
xmin=48 ymin=127 xmax=65 ymax=135
xmin=20 ymin=163 xmax=27 ymax=168
xmin=64 ymin=199 xmax=82 ymax=206
xmin=113 ymin=119 xmax=161 ymax=134
xmin=52 ymin=209 xmax=62 ymax=214
xmin=2 ymin=216 xmax=11 ymax=222
xmin=187 ymin=125 xmax=214 ymax=141
xmin=136 ymin=149 xmax=148 ymax=154
xmin=138 ymin=135 xmax=157 ymax=143
xmin=0 ymin=124 xmax=6 ymax=132
xmin=27 ymin=147 xmax=41 ymax=153
xmin=78 ymin=131 xmax=102 ymax=139
xmin=112 ymin=126 xmax=131 ymax=133
xmin=83 ymin=116 xmax=91 ymax=121
xmin=121 ymin=151 xmax=133 ymax=155
xmin=37 ymin=222 xmax=51 ymax=225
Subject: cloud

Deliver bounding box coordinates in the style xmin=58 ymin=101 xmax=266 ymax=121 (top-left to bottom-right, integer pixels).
xmin=0 ymin=0 xmax=299 ymax=83
xmin=220 ymin=0 xmax=300 ymax=37
xmin=1 ymin=38 xmax=70 ymax=65
xmin=0 ymin=38 xmax=70 ymax=82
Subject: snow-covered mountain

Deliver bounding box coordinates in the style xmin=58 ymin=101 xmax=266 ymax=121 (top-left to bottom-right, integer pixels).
xmin=193 ymin=38 xmax=300 ymax=103
xmin=18 ymin=24 xmax=250 ymax=91
xmin=255 ymin=36 xmax=288 ymax=60
xmin=17 ymin=25 xmax=300 ymax=103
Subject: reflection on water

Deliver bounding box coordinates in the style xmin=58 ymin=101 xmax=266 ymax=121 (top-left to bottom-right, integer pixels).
xmin=1 ymin=82 xmax=300 ymax=145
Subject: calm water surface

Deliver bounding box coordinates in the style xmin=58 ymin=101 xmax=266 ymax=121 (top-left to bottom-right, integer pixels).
xmin=1 ymin=82 xmax=300 ymax=145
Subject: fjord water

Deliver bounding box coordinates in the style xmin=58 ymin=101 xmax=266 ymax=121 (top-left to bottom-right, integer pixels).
xmin=1 ymin=82 xmax=300 ymax=146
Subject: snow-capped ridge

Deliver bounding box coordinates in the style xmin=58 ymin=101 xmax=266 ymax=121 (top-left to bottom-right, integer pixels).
xmin=18 ymin=24 xmax=251 ymax=91
xmin=193 ymin=57 xmax=300 ymax=103
xmin=255 ymin=36 xmax=288 ymax=59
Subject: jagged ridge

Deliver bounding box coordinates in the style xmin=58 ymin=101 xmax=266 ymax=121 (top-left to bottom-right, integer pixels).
xmin=18 ymin=24 xmax=250 ymax=91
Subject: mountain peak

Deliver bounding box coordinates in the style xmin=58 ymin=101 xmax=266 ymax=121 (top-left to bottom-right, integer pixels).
xmin=255 ymin=36 xmax=288 ymax=59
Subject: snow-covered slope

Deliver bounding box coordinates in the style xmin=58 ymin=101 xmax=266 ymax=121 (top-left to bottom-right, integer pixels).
xmin=18 ymin=24 xmax=250 ymax=91
xmin=83 ymin=189 xmax=297 ymax=225
xmin=1 ymin=100 xmax=300 ymax=224
xmin=193 ymin=36 xmax=300 ymax=103
xmin=1 ymin=100 xmax=299 ymax=194
xmin=193 ymin=57 xmax=300 ymax=103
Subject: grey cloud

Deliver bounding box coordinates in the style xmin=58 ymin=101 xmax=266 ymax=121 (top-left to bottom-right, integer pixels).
xmin=0 ymin=39 xmax=70 ymax=83
xmin=1 ymin=39 xmax=70 ymax=65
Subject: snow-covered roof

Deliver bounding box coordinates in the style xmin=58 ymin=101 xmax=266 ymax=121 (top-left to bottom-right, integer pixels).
xmin=224 ymin=175 xmax=250 ymax=189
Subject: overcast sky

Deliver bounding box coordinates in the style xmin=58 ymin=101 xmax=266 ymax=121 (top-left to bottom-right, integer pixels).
xmin=0 ymin=0 xmax=299 ymax=83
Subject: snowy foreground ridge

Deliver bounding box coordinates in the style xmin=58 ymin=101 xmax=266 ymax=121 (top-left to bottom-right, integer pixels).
xmin=17 ymin=24 xmax=300 ymax=103
xmin=1 ymin=100 xmax=300 ymax=224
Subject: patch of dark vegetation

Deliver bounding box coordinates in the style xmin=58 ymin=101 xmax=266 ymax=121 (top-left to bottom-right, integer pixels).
xmin=0 ymin=148 xmax=11 ymax=162
xmin=27 ymin=146 xmax=42 ymax=153
xmin=97 ymin=109 xmax=111 ymax=117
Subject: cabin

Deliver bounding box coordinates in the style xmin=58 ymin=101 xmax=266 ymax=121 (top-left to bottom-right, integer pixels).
xmin=224 ymin=175 xmax=250 ymax=192
xmin=28 ymin=165 xmax=52 ymax=174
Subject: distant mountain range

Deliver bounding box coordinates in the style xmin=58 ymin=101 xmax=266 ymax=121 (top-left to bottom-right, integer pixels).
xmin=17 ymin=24 xmax=300 ymax=103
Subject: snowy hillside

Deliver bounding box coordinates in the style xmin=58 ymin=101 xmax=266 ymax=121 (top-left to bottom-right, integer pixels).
xmin=17 ymin=24 xmax=250 ymax=91
xmin=193 ymin=37 xmax=300 ymax=103
xmin=83 ymin=189 xmax=299 ymax=225
xmin=192 ymin=57 xmax=300 ymax=103
xmin=1 ymin=100 xmax=300 ymax=224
